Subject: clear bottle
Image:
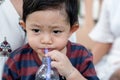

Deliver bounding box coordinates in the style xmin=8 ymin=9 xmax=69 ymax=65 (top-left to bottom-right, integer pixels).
xmin=35 ymin=57 xmax=60 ymax=80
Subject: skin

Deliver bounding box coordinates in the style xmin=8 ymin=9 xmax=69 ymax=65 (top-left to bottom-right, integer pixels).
xmin=91 ymin=42 xmax=112 ymax=64
xmin=21 ymin=9 xmax=86 ymax=80
xmin=109 ymin=69 xmax=120 ymax=80
xmin=10 ymin=0 xmax=23 ymax=17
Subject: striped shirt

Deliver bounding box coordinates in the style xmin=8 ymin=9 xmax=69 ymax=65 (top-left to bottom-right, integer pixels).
xmin=2 ymin=41 xmax=99 ymax=80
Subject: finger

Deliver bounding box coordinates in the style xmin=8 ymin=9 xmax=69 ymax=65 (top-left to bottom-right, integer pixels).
xmin=51 ymin=61 xmax=63 ymax=75
xmin=45 ymin=50 xmax=61 ymax=61
xmin=51 ymin=61 xmax=71 ymax=76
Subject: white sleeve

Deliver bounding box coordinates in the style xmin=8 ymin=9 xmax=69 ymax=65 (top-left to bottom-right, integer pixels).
xmin=69 ymin=32 xmax=76 ymax=43
xmin=89 ymin=0 xmax=114 ymax=43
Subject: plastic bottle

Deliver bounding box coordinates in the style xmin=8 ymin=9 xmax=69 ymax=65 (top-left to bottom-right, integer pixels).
xmin=35 ymin=57 xmax=60 ymax=80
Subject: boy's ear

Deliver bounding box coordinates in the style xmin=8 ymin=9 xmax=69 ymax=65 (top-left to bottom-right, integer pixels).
xmin=19 ymin=20 xmax=26 ymax=30
xmin=70 ymin=23 xmax=79 ymax=34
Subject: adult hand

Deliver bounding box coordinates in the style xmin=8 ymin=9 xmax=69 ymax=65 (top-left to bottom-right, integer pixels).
xmin=109 ymin=68 xmax=120 ymax=80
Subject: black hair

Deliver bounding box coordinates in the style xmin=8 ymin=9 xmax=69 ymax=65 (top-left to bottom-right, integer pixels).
xmin=23 ymin=0 xmax=80 ymax=27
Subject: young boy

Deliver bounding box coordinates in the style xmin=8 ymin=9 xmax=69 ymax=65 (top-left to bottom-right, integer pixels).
xmin=2 ymin=0 xmax=99 ymax=80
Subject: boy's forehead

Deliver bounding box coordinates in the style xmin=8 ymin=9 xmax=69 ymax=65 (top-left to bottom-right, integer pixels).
xmin=26 ymin=10 xmax=70 ymax=26
xmin=27 ymin=9 xmax=68 ymax=22
xmin=32 ymin=8 xmax=67 ymax=17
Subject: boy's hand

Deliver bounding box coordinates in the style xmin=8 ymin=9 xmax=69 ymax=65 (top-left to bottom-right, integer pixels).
xmin=45 ymin=50 xmax=74 ymax=78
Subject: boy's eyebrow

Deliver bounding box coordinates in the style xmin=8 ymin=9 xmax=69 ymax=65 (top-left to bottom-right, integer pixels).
xmin=49 ymin=25 xmax=65 ymax=29
xmin=30 ymin=24 xmax=41 ymax=27
xmin=30 ymin=23 xmax=64 ymax=28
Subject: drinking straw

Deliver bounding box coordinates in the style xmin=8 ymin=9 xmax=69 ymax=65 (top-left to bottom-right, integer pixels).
xmin=44 ymin=48 xmax=51 ymax=80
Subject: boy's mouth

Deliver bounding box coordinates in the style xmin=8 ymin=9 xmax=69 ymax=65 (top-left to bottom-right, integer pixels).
xmin=40 ymin=48 xmax=54 ymax=53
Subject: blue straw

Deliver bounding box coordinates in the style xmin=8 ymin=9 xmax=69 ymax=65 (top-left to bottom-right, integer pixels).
xmin=44 ymin=48 xmax=51 ymax=80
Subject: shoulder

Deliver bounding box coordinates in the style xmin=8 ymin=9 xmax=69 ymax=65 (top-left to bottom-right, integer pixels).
xmin=9 ymin=44 xmax=33 ymax=58
xmin=67 ymin=41 xmax=89 ymax=52
xmin=67 ymin=41 xmax=92 ymax=57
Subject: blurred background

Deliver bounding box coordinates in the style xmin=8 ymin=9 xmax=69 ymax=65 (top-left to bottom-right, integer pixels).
xmin=75 ymin=0 xmax=103 ymax=50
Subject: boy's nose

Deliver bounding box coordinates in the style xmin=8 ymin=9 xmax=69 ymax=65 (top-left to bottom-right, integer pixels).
xmin=40 ymin=34 xmax=52 ymax=44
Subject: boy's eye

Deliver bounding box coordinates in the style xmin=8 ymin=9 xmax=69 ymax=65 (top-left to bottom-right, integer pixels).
xmin=53 ymin=30 xmax=62 ymax=34
xmin=32 ymin=29 xmax=40 ymax=33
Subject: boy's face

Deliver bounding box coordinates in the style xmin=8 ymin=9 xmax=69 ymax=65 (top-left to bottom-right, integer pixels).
xmin=24 ymin=10 xmax=78 ymax=55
